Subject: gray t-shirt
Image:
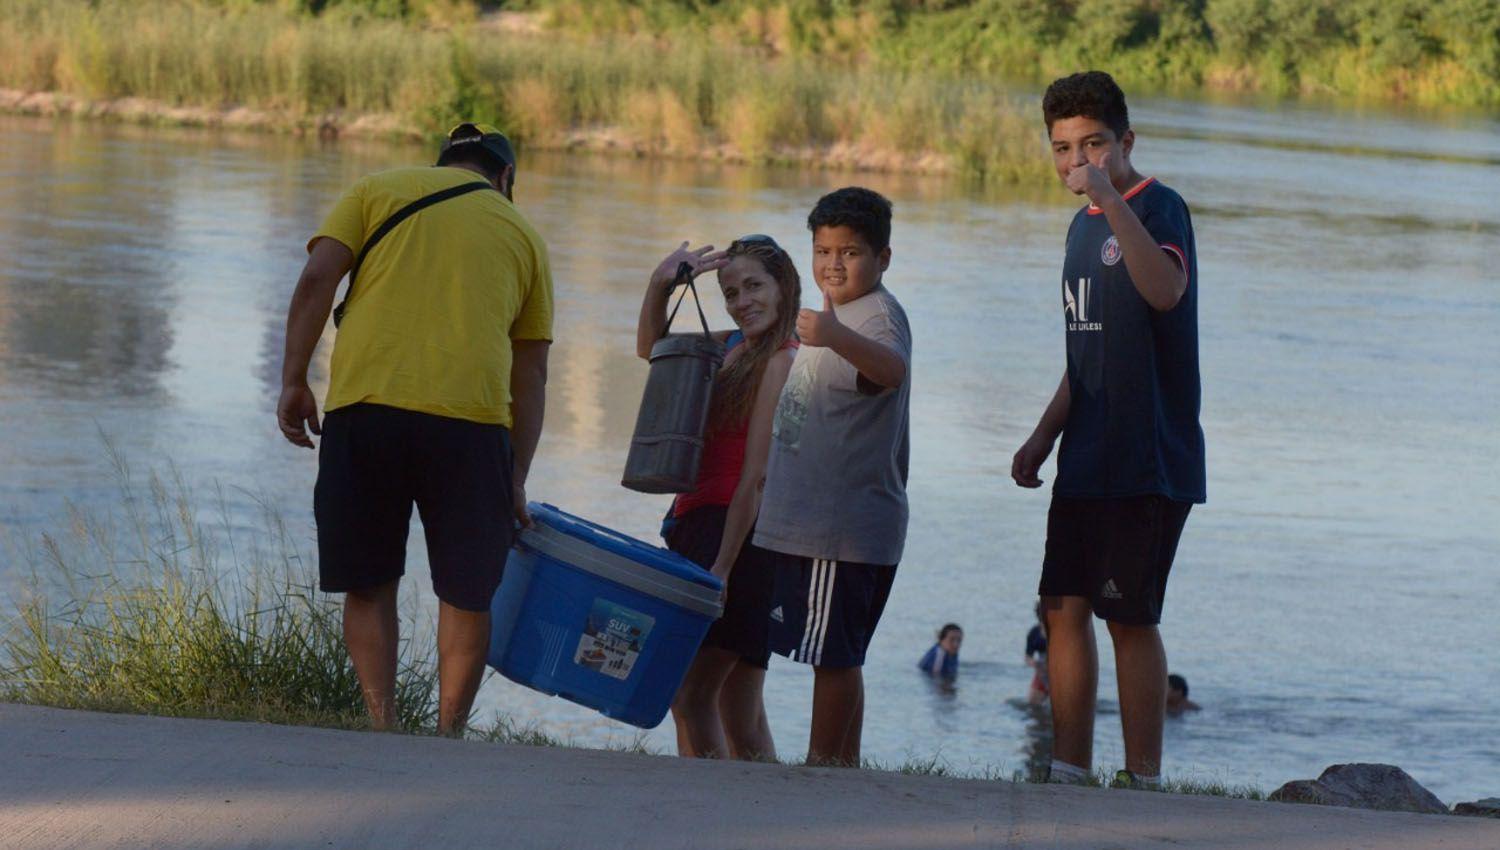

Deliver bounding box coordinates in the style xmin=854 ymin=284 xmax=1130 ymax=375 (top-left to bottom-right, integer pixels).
xmin=753 ymin=285 xmax=912 ymax=565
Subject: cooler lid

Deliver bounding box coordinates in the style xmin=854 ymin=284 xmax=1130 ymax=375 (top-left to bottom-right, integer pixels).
xmin=526 ymin=503 xmax=722 ymax=592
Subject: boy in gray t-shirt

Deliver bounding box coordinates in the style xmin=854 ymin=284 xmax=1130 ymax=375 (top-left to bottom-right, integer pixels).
xmin=753 ymin=187 xmax=911 ymax=767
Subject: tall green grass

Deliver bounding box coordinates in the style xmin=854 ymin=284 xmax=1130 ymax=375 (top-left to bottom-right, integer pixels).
xmin=0 ymin=446 xmax=438 ymax=730
xmin=0 ymin=0 xmax=1053 ymax=183
xmin=0 ymin=443 xmax=658 ymax=747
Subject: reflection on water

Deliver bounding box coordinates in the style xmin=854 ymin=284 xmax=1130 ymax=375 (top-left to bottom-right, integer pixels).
xmin=2 ymin=102 xmax=1498 ymax=803
xmin=1009 ymin=698 xmax=1053 ymax=783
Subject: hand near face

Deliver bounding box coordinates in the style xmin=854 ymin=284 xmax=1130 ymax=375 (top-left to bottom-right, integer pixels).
xmin=796 ymin=289 xmax=842 ymax=347
xmin=1065 ymin=151 xmax=1119 ymax=206
xmin=650 ymin=242 xmax=729 ymax=290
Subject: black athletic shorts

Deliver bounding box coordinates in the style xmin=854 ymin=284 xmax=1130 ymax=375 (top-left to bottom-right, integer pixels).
xmin=314 ymin=403 xmax=514 ymax=612
xmin=665 ymin=506 xmax=774 ymax=670
xmin=1039 ymin=494 xmax=1192 ymax=626
xmin=767 ymin=554 xmax=897 ymax=669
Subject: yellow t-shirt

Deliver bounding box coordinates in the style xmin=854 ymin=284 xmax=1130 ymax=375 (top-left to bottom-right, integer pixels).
xmin=310 ymin=166 xmax=554 ymax=427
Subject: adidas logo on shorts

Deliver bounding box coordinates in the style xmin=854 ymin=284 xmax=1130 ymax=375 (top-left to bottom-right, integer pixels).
xmin=1101 ymin=579 xmax=1123 ymax=600
xmin=770 ymin=606 xmax=784 ymax=623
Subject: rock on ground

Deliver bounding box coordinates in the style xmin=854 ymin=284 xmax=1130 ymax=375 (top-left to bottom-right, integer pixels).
xmin=1270 ymin=763 xmax=1449 ymax=815
xmin=1454 ymin=798 xmax=1500 ymax=818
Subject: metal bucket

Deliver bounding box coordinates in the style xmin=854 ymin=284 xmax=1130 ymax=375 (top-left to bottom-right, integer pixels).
xmin=622 ymin=267 xmax=725 ymax=494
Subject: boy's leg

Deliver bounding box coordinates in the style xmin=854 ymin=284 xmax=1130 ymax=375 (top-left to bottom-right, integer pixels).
xmin=343 ymin=579 xmax=401 ymax=731
xmin=767 ymin=557 xmax=894 ymax=767
xmin=1042 ymin=595 xmax=1097 ymax=771
xmin=809 ymin=665 xmax=863 ymax=765
xmin=845 ymin=681 xmax=864 ymax=764
xmin=670 ymin=646 xmax=738 ymax=758
xmin=436 ymin=601 xmax=490 ymax=736
xmin=1108 ymin=621 xmax=1166 ymax=777
xmin=719 ymin=661 xmax=775 ymax=761
xmin=1094 ymin=495 xmax=1192 ymax=782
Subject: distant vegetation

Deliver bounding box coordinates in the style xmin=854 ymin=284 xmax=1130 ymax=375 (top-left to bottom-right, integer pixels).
xmin=258 ymin=0 xmax=1500 ymax=107
xmin=0 ymin=0 xmax=1493 ymax=184
xmin=518 ymin=0 xmax=1500 ymax=107
xmin=0 ymin=0 xmax=1049 ymax=182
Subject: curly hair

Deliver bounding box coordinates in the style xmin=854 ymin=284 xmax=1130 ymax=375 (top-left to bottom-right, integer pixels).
xmin=806 ymin=186 xmax=893 ymax=253
xmin=1042 ymin=71 xmax=1130 ymax=140
xmin=710 ymin=238 xmax=801 ymax=431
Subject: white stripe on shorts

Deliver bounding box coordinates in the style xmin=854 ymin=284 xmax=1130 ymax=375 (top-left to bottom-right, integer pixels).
xmin=798 ymin=559 xmax=825 ymax=662
xmin=812 ymin=561 xmax=837 ymax=665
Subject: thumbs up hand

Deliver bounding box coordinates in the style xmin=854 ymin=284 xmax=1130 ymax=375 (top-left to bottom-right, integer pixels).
xmin=1066 ymin=150 xmax=1121 ymax=206
xmin=796 ymin=289 xmax=843 ymax=348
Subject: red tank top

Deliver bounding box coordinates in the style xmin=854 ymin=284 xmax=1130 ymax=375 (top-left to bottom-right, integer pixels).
xmin=672 ymin=335 xmax=796 ymax=518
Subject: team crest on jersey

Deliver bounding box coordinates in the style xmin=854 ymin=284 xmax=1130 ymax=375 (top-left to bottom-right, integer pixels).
xmin=1101 ymin=235 xmax=1122 ymax=266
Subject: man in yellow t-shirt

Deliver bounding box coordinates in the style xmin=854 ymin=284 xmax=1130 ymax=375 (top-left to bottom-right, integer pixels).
xmin=276 ymin=123 xmax=552 ymax=736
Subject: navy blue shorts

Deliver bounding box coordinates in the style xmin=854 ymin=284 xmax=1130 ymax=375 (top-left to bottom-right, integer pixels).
xmin=1039 ymin=494 xmax=1191 ymax=625
xmin=767 ymin=554 xmax=897 ymax=669
xmin=665 ymin=506 xmax=775 ymax=669
xmin=314 ymin=403 xmax=514 ymax=612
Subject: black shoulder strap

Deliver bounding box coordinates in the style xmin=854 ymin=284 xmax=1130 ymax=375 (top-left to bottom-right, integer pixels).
xmin=332 ymin=181 xmax=493 ymax=327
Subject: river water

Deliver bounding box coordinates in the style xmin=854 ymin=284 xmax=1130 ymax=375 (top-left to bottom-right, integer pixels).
xmin=1 ymin=100 xmax=1496 ymax=803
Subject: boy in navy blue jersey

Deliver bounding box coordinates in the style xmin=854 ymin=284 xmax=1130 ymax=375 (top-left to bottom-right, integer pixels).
xmin=1011 ymin=71 xmax=1205 ymax=790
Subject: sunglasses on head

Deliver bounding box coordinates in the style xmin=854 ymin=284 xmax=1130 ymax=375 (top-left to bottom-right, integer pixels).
xmin=729 ymin=233 xmax=781 ymax=251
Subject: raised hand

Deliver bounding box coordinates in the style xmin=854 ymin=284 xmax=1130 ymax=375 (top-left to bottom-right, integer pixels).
xmin=650 ymin=241 xmax=730 ymax=290
xmin=1065 ymin=150 xmax=1119 ymax=206
xmin=796 ymin=289 xmax=843 ymax=347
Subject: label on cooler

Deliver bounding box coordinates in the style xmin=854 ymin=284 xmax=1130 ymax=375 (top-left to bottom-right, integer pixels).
xmin=573 ymin=598 xmax=654 ymax=680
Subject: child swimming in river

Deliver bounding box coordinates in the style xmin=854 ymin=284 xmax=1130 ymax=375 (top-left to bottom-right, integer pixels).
xmin=918 ymin=623 xmax=962 ymax=679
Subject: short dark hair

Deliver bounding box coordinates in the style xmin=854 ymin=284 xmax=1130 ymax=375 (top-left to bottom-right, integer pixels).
xmin=938 ymin=623 xmax=962 ymax=640
xmin=1042 ymin=71 xmax=1130 ymax=141
xmin=807 ymin=186 xmax=893 ymax=253
xmin=1168 ymin=673 xmax=1188 ymax=697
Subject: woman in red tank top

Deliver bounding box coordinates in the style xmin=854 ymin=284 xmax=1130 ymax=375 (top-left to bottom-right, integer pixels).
xmin=636 ymin=235 xmax=800 ymax=761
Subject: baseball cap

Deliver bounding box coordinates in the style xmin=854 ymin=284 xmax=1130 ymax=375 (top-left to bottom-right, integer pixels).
xmin=439 ymin=122 xmax=516 ymax=171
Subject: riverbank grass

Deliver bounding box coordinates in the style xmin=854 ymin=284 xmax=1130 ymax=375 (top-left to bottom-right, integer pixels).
xmin=0 ymin=0 xmax=1051 ymax=183
xmin=0 ymin=454 xmax=439 ymax=732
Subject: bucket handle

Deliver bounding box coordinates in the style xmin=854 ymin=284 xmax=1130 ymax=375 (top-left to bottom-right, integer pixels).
xmin=662 ymin=262 xmax=714 ymax=340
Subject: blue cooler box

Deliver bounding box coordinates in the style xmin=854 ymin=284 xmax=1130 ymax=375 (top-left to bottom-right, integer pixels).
xmin=488 ymin=503 xmax=724 ymax=728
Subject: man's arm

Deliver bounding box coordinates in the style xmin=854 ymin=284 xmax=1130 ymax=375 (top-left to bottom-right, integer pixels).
xmin=797 ymin=290 xmax=907 ymax=389
xmin=277 ymin=238 xmax=353 ymax=448
xmin=1011 ymin=372 xmax=1070 ymax=488
xmin=509 ymin=339 xmax=550 ymax=528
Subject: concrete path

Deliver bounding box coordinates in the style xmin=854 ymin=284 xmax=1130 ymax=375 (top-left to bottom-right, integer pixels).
xmin=4 ymin=703 xmax=1496 ymax=850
